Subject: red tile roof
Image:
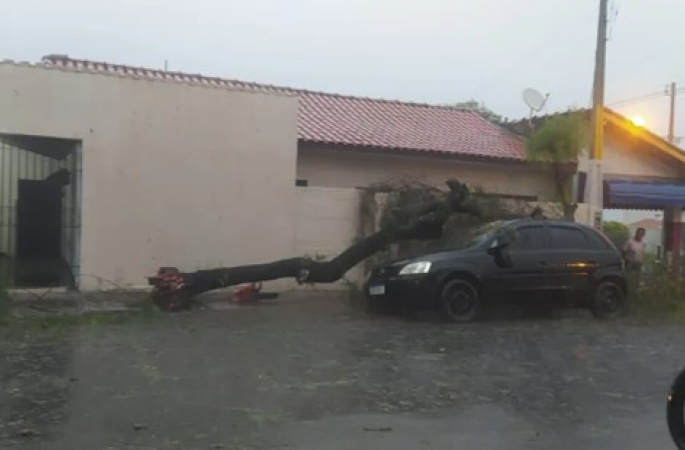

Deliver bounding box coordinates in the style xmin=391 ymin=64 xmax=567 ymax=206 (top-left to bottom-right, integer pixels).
xmin=628 ymin=218 xmax=663 ymax=230
xmin=40 ymin=55 xmax=526 ymax=161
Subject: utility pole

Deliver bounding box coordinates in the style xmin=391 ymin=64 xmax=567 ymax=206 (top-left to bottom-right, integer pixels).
xmin=668 ymin=82 xmax=677 ymax=144
xmin=590 ymin=0 xmax=608 ymax=160
xmin=584 ymin=0 xmax=609 ymax=230
xmin=665 ymin=81 xmax=681 ymax=272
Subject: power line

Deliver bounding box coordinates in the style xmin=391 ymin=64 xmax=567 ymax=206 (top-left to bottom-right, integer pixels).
xmin=607 ymin=91 xmax=665 ymax=108
xmin=607 ymin=0 xmax=623 ymax=40
xmin=608 ymin=84 xmax=685 ymax=109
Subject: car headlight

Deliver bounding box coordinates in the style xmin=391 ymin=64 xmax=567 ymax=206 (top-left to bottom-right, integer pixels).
xmin=398 ymin=261 xmax=432 ymax=276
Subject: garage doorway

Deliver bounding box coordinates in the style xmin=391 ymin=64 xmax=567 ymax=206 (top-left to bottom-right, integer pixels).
xmin=0 ymin=134 xmax=82 ymax=289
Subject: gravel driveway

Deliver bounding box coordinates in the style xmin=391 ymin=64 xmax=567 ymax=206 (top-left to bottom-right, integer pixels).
xmin=1 ymin=292 xmax=683 ymax=449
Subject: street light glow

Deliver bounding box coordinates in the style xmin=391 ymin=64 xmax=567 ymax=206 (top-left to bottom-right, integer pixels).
xmin=631 ymin=116 xmax=646 ymax=127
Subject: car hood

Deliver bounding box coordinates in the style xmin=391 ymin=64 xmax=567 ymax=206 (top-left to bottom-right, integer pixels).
xmin=386 ymin=247 xmax=476 ymax=268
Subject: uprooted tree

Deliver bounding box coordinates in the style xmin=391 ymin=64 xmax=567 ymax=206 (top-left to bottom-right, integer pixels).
xmin=149 ymin=178 xmax=486 ymax=310
xmin=149 ymin=178 xmax=563 ymax=311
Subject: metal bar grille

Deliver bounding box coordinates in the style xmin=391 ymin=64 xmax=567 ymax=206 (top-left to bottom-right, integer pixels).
xmin=0 ymin=140 xmax=82 ymax=288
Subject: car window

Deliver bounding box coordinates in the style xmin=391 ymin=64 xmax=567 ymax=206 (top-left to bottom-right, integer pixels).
xmin=585 ymin=228 xmax=615 ymax=250
xmin=462 ymin=231 xmax=493 ymax=249
xmin=508 ymin=225 xmax=545 ymax=251
xmin=548 ymin=226 xmax=592 ymax=250
xmin=461 ymin=220 xmax=515 ymax=249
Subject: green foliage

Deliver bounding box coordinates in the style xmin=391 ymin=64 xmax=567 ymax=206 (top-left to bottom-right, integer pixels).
xmin=372 ymin=180 xmax=555 ymax=262
xmin=631 ymin=257 xmax=685 ymax=320
xmin=453 ymin=99 xmax=502 ymax=123
xmin=526 ymin=111 xmax=588 ymax=163
xmin=603 ymin=221 xmax=629 ymax=248
xmin=525 ymin=111 xmax=587 ymax=216
xmin=378 ymin=180 xmax=443 ymax=232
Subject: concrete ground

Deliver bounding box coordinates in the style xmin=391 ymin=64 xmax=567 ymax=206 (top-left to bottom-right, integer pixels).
xmin=0 ymin=292 xmax=683 ymax=450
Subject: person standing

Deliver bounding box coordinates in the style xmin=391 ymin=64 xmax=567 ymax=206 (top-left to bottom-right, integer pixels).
xmin=623 ymin=227 xmax=646 ymax=302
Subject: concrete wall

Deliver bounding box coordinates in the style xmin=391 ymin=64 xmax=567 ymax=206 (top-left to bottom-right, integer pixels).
xmin=292 ymin=187 xmax=364 ymax=287
xmin=297 ymin=147 xmax=557 ymax=201
xmin=0 ymin=63 xmax=299 ymax=289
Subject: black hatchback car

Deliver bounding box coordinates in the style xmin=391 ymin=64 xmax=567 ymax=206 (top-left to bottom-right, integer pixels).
xmin=364 ymin=219 xmax=628 ymax=322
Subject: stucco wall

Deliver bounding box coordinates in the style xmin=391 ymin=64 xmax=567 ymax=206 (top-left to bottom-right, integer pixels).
xmin=0 ymin=63 xmax=299 ymax=289
xmin=577 ymin=135 xmax=685 ymax=179
xmin=291 ymin=187 xmax=365 ymax=288
xmin=297 ymin=147 xmax=557 ymax=201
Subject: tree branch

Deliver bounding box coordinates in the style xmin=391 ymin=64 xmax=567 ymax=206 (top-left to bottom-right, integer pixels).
xmin=148 ymin=178 xmax=480 ymax=310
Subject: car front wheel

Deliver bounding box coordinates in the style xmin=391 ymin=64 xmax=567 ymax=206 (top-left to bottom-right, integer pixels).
xmin=439 ymin=279 xmax=481 ymax=323
xmin=590 ymin=280 xmax=626 ymax=320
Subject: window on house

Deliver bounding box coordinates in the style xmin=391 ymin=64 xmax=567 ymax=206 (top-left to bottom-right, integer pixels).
xmin=296 ymin=179 xmax=308 ymax=187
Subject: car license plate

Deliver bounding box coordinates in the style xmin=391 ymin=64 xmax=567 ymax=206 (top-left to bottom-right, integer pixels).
xmin=369 ymin=284 xmax=385 ymax=296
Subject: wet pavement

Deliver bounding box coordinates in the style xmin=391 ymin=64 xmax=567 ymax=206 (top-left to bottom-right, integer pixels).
xmin=1 ymin=292 xmax=683 ymax=449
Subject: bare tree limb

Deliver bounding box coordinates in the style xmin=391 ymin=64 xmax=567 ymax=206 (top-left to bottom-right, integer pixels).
xmin=148 ymin=178 xmax=479 ymax=310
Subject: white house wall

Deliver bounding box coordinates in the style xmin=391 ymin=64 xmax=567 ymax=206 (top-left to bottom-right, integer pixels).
xmin=297 ymin=147 xmax=557 ymax=201
xmin=0 ymin=63 xmax=299 ymax=289
xmin=577 ymin=135 xmax=685 ymax=179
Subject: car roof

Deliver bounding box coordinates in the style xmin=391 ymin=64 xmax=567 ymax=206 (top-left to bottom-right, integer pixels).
xmin=508 ymin=218 xmax=599 ymax=233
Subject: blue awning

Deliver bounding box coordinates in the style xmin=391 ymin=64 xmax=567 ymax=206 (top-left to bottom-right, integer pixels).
xmin=604 ymin=179 xmax=685 ymax=207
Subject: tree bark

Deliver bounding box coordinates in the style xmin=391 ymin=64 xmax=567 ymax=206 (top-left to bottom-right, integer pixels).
xmin=148 ymin=179 xmax=479 ymax=309
xmin=552 ymin=162 xmax=577 ymax=221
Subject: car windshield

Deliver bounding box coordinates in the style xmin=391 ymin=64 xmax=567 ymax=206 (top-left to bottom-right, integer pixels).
xmin=460 ymin=220 xmax=513 ymax=249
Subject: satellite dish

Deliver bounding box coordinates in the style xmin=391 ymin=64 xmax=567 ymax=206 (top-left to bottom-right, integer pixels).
xmin=523 ymin=88 xmax=548 ymax=111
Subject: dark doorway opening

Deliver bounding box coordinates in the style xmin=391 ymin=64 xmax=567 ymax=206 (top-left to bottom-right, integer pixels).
xmin=0 ymin=134 xmax=81 ymax=289
xmin=17 ymin=180 xmax=63 ymax=260
xmin=14 ymin=180 xmax=67 ymax=287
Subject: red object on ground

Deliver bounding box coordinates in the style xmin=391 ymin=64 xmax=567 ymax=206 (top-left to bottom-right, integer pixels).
xmin=148 ymin=267 xmax=188 ymax=311
xmin=231 ymin=283 xmax=262 ymax=303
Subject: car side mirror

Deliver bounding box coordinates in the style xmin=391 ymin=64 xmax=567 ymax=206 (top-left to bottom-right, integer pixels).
xmin=487 ymin=230 xmax=512 ymax=254
xmin=487 ymin=230 xmax=514 ymax=268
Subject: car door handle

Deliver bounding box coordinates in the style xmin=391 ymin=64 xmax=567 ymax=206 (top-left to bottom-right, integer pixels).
xmin=538 ymin=260 xmax=549 ymax=266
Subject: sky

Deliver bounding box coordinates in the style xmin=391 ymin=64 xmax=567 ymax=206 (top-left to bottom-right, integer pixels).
xmin=2 ymin=0 xmax=684 ymax=140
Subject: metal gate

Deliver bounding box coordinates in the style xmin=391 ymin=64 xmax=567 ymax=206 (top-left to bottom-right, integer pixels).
xmin=0 ymin=137 xmax=82 ymax=288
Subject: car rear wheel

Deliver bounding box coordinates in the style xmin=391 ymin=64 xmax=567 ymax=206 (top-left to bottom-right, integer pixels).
xmin=590 ymin=280 xmax=626 ymax=320
xmin=439 ymin=279 xmax=481 ymax=323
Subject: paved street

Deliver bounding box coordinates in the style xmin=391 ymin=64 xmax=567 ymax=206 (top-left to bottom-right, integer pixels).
xmin=1 ymin=293 xmax=683 ymax=449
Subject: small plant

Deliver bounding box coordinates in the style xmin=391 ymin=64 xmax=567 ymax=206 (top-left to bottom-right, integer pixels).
xmin=139 ymin=299 xmax=159 ymax=322
xmin=603 ymin=221 xmax=630 ymax=248
xmin=630 ymin=256 xmax=685 ymax=320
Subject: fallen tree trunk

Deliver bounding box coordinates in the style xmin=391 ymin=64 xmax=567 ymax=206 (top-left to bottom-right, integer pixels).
xmin=149 ymin=179 xmax=480 ymax=310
